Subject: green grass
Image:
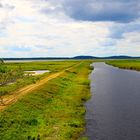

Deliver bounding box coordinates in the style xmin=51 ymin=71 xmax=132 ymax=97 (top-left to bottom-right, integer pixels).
xmin=0 ymin=61 xmax=92 ymax=140
xmin=106 ymin=59 xmax=140 ymax=71
xmin=0 ymin=61 xmax=78 ymax=96
xmin=5 ymin=61 xmax=78 ymax=72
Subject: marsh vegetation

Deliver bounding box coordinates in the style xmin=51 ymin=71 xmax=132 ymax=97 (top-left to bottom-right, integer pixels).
xmin=0 ymin=60 xmax=92 ymax=140
xmin=106 ymin=59 xmax=140 ymax=71
xmin=0 ymin=61 xmax=77 ymax=99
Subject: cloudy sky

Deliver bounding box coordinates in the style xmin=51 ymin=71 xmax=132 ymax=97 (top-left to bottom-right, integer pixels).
xmin=0 ymin=0 xmax=140 ymax=57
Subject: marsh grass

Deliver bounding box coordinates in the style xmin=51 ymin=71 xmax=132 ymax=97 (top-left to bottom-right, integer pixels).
xmin=0 ymin=61 xmax=78 ymax=96
xmin=106 ymin=59 xmax=140 ymax=71
xmin=0 ymin=61 xmax=92 ymax=140
xmin=5 ymin=61 xmax=78 ymax=72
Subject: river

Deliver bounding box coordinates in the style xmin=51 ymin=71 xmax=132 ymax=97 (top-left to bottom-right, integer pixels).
xmin=85 ymin=62 xmax=140 ymax=140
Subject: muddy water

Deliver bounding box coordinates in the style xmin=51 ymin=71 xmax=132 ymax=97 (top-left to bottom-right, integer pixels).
xmin=85 ymin=62 xmax=140 ymax=140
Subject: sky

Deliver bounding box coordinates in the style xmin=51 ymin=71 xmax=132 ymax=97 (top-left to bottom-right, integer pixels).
xmin=0 ymin=0 xmax=140 ymax=57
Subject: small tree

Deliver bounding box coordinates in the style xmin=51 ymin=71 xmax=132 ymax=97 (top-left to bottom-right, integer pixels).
xmin=0 ymin=58 xmax=4 ymax=64
xmin=0 ymin=64 xmax=24 ymax=105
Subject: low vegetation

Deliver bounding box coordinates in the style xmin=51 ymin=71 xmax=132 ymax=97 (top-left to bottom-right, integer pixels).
xmin=106 ymin=59 xmax=140 ymax=71
xmin=5 ymin=61 xmax=78 ymax=72
xmin=0 ymin=61 xmax=78 ymax=97
xmin=0 ymin=61 xmax=92 ymax=140
xmin=0 ymin=65 xmax=24 ymax=86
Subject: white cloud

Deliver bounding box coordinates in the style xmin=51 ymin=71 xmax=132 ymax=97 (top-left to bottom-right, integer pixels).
xmin=0 ymin=0 xmax=139 ymax=57
xmin=115 ymin=31 xmax=140 ymax=56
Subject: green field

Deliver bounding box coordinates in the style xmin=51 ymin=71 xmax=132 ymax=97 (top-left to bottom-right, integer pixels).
xmin=106 ymin=60 xmax=140 ymax=71
xmin=5 ymin=61 xmax=78 ymax=72
xmin=0 ymin=61 xmax=92 ymax=140
xmin=0 ymin=61 xmax=78 ymax=96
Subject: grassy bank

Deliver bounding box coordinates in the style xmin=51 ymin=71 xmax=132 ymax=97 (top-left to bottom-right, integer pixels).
xmin=0 ymin=61 xmax=92 ymax=140
xmin=0 ymin=61 xmax=78 ymax=96
xmin=106 ymin=59 xmax=140 ymax=71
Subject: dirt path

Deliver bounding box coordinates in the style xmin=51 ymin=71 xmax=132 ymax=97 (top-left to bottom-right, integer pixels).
xmin=0 ymin=62 xmax=82 ymax=111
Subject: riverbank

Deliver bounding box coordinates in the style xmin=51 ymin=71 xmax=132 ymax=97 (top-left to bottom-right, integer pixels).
xmin=106 ymin=60 xmax=140 ymax=71
xmin=85 ymin=62 xmax=140 ymax=140
xmin=0 ymin=61 xmax=92 ymax=140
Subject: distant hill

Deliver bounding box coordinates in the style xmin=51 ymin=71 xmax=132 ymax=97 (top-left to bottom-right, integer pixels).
xmin=2 ymin=55 xmax=140 ymax=61
xmin=101 ymin=56 xmax=138 ymax=59
xmin=72 ymin=56 xmax=97 ymax=59
xmin=73 ymin=55 xmax=140 ymax=59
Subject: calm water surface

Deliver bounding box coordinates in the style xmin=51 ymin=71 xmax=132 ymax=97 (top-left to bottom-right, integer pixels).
xmin=85 ymin=62 xmax=140 ymax=140
xmin=25 ymin=70 xmax=50 ymax=75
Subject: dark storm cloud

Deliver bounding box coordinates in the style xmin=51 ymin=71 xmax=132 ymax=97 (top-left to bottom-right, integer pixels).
xmin=63 ymin=0 xmax=140 ymax=23
xmin=42 ymin=0 xmax=140 ymax=23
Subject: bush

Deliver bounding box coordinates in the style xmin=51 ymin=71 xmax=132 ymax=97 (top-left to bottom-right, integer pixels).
xmin=0 ymin=66 xmax=24 ymax=86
